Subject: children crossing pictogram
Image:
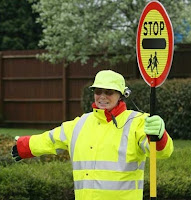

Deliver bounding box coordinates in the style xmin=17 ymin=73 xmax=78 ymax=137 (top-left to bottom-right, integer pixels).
xmin=147 ymin=51 xmax=159 ymax=74
xmin=153 ymin=52 xmax=159 ymax=74
xmin=147 ymin=54 xmax=153 ymax=71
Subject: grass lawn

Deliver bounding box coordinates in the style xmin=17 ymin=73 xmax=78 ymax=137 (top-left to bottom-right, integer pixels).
xmin=0 ymin=128 xmax=190 ymax=175
xmin=0 ymin=127 xmax=46 ymax=137
xmin=173 ymin=139 xmax=191 ymax=148
xmin=1 ymin=127 xmax=191 ymax=147
xmin=1 ymin=127 xmax=190 ymax=172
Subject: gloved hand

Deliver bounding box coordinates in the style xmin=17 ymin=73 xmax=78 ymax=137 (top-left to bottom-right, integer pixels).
xmin=11 ymin=136 xmax=22 ymax=162
xmin=144 ymin=115 xmax=165 ymax=140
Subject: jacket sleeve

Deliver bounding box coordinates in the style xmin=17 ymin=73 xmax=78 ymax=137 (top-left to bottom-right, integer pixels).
xmin=16 ymin=117 xmax=80 ymax=159
xmin=17 ymin=136 xmax=34 ymax=159
xmin=136 ymin=114 xmax=174 ymax=159
xmin=154 ymin=130 xmax=174 ymax=159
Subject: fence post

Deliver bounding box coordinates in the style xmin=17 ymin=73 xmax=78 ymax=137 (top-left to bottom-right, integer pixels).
xmin=0 ymin=53 xmax=3 ymax=123
xmin=62 ymin=61 xmax=67 ymax=121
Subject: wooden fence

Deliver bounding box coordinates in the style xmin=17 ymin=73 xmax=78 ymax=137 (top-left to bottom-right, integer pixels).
xmin=0 ymin=46 xmax=190 ymax=129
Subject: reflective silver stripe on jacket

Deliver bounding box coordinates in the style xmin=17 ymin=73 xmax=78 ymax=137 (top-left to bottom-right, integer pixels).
xmin=49 ymin=124 xmax=67 ymax=143
xmin=73 ymin=160 xmax=145 ymax=171
xmin=71 ymin=111 xmax=145 ymax=172
xmin=140 ymin=136 xmax=150 ymax=154
xmin=118 ymin=111 xmax=138 ymax=166
xmin=74 ymin=180 xmax=144 ymax=190
xmin=49 ymin=124 xmax=67 ymax=154
xmin=60 ymin=124 xmax=66 ymax=141
xmin=49 ymin=129 xmax=55 ymax=143
xmin=140 ymin=137 xmax=147 ymax=153
xmin=70 ymin=113 xmax=91 ymax=160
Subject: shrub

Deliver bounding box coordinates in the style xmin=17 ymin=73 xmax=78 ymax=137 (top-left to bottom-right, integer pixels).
xmin=1 ymin=141 xmax=191 ymax=200
xmin=81 ymin=78 xmax=191 ymax=139
xmin=0 ymin=134 xmax=70 ymax=166
xmin=1 ymin=135 xmax=191 ymax=199
xmin=0 ymin=161 xmax=74 ymax=200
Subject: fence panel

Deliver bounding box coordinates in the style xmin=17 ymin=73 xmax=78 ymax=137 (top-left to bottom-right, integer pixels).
xmin=0 ymin=47 xmax=190 ymax=129
xmin=1 ymin=50 xmax=64 ymax=129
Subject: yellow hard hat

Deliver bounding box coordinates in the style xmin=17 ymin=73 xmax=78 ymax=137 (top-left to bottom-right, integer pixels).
xmin=90 ymin=70 xmax=126 ymax=95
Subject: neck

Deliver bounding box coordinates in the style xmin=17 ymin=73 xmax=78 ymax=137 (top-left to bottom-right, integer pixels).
xmin=92 ymin=100 xmax=127 ymax=122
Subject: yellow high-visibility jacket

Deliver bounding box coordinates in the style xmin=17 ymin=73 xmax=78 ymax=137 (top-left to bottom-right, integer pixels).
xmin=17 ymin=101 xmax=173 ymax=200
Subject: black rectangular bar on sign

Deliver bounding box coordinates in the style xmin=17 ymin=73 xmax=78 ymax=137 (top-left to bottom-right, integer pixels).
xmin=142 ymin=38 xmax=166 ymax=49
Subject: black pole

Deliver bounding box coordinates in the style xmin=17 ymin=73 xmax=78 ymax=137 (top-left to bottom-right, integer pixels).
xmin=150 ymin=86 xmax=156 ymax=116
xmin=150 ymin=86 xmax=157 ymax=142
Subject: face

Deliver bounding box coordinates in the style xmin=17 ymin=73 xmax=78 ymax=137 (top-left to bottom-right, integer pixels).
xmin=94 ymin=88 xmax=121 ymax=111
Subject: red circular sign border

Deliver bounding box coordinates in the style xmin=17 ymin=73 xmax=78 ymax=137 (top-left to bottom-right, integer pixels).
xmin=136 ymin=1 xmax=174 ymax=87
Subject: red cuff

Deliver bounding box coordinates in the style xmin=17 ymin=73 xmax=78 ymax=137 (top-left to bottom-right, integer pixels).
xmin=17 ymin=136 xmax=34 ymax=158
xmin=156 ymin=130 xmax=168 ymax=151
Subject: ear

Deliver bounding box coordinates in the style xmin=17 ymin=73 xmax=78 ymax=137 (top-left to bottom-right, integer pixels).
xmin=118 ymin=96 xmax=122 ymax=101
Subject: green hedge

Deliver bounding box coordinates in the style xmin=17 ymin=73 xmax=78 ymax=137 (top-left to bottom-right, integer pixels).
xmin=0 ymin=161 xmax=74 ymax=200
xmin=0 ymin=134 xmax=70 ymax=166
xmin=1 ymin=140 xmax=191 ymax=199
xmin=81 ymin=78 xmax=191 ymax=139
xmin=1 ymin=140 xmax=191 ymax=200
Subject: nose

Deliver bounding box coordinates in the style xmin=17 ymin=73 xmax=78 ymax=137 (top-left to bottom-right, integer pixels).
xmin=99 ymin=93 xmax=107 ymax=98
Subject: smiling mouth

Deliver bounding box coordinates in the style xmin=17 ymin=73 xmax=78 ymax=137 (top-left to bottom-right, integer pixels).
xmin=99 ymin=102 xmax=109 ymax=105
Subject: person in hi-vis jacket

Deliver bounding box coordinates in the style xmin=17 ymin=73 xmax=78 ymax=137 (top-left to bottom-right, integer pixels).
xmin=12 ymin=70 xmax=173 ymax=200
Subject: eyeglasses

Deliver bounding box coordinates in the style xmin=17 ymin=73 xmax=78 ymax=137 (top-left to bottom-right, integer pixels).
xmin=94 ymin=88 xmax=115 ymax=96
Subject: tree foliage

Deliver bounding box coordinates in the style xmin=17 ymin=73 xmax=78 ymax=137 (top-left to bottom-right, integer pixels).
xmin=28 ymin=0 xmax=191 ymax=65
xmin=0 ymin=0 xmax=42 ymax=50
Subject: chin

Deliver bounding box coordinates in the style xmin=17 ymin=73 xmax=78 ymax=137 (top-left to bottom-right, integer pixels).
xmin=98 ymin=105 xmax=108 ymax=110
xmin=100 ymin=106 xmax=107 ymax=110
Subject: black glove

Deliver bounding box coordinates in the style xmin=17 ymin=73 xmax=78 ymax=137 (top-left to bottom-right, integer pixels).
xmin=11 ymin=145 xmax=22 ymax=162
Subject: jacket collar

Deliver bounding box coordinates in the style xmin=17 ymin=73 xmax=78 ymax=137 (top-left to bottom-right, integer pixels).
xmin=92 ymin=100 xmax=127 ymax=122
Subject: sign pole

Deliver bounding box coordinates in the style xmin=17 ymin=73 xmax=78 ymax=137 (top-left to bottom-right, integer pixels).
xmin=150 ymin=84 xmax=157 ymax=199
xmin=136 ymin=1 xmax=174 ymax=199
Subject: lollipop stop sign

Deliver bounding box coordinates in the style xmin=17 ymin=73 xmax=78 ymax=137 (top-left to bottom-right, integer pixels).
xmin=136 ymin=1 xmax=174 ymax=199
xmin=136 ymin=0 xmax=174 ymax=87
